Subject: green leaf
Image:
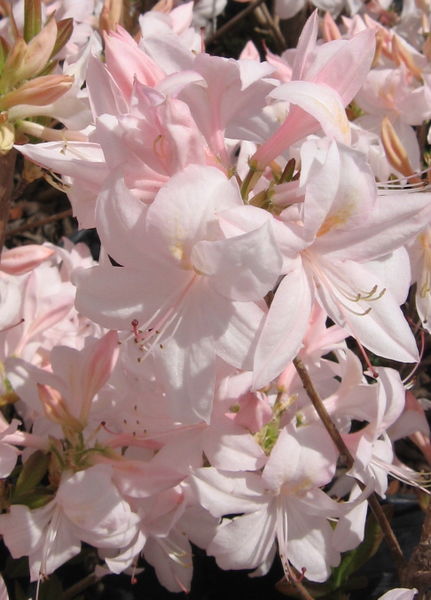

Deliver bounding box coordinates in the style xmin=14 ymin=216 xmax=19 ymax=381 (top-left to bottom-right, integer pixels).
xmin=23 ymin=0 xmax=42 ymax=43
xmin=14 ymin=450 xmax=49 ymax=496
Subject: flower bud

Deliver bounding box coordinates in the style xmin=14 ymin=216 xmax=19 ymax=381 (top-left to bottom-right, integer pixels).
xmin=0 ymin=74 xmax=73 ymax=109
xmin=1 ymin=16 xmax=57 ymax=90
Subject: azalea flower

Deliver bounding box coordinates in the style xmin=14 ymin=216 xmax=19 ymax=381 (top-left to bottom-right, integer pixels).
xmin=75 ymin=165 xmax=281 ymax=422
xmin=252 ymin=138 xmax=431 ymax=387
xmin=189 ymin=423 xmax=340 ymax=582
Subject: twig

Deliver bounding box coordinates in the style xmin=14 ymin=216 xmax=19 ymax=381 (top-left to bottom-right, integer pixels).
xmin=255 ymin=3 xmax=285 ymax=52
xmin=205 ymin=0 xmax=267 ymax=46
xmin=293 ymin=356 xmax=405 ymax=575
xmin=0 ymin=149 xmax=17 ymax=254
xmin=6 ymin=208 xmax=73 ymax=237
xmin=61 ymin=573 xmax=98 ymax=600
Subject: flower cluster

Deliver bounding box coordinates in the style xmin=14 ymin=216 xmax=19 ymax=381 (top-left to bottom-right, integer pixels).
xmin=0 ymin=1 xmax=430 ymax=598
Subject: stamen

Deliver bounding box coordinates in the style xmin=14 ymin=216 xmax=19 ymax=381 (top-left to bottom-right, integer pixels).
xmin=373 ymin=455 xmax=431 ymax=494
xmin=377 ymin=165 xmax=431 ymax=193
xmin=402 ymin=324 xmax=424 ymax=385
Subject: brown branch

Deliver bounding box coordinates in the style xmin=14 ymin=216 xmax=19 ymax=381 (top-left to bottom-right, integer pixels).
xmin=61 ymin=573 xmax=98 ymax=600
xmin=6 ymin=208 xmax=73 ymax=237
xmin=255 ymin=3 xmax=285 ymax=52
xmin=205 ymin=0 xmax=267 ymax=46
xmin=293 ymin=356 xmax=405 ymax=575
xmin=0 ymin=149 xmax=17 ymax=255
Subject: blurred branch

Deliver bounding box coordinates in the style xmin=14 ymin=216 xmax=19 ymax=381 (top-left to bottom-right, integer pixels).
xmin=6 ymin=207 xmax=73 ymax=237
xmin=293 ymin=356 xmax=405 ymax=577
xmin=0 ymin=149 xmax=17 ymax=254
xmin=205 ymin=0 xmax=267 ymax=46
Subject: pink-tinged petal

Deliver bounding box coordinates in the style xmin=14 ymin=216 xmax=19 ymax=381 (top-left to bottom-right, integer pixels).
xmin=310 ymin=30 xmax=376 ymax=105
xmin=366 ymin=249 xmax=411 ymax=306
xmin=140 ymin=36 xmax=195 ymax=75
xmin=0 ymin=279 xmax=21 ymax=331
xmin=317 ymin=192 xmax=431 ymax=262
xmin=17 ymin=142 xmax=107 ymax=194
xmin=214 ymin=299 xmax=265 ymax=371
xmin=0 ymin=444 xmax=19 ymax=478
xmin=219 ymin=205 xmax=306 ymax=259
xmin=80 ymin=330 xmax=118 ymax=394
xmin=153 ymin=287 xmax=216 ymax=423
xmin=375 ymin=368 xmax=406 ymax=434
xmin=95 ymin=175 xmax=150 ymax=270
xmin=58 ymin=466 xmax=140 ymax=549
xmin=0 ymin=576 xmax=8 ymax=600
xmin=0 ymin=245 xmax=54 ymax=275
xmin=144 ymin=533 xmax=193 ymax=593
xmin=269 ymin=81 xmax=351 ymax=144
xmin=284 ymin=497 xmax=339 ymax=582
xmin=39 ymin=506 xmax=82 ymax=579
xmin=111 ymin=459 xmax=183 ymax=499
xmin=253 ymin=84 xmax=349 ymax=168
xmin=313 ymin=258 xmax=419 ymax=363
xmin=262 ymin=425 xmax=337 ymax=491
xmin=253 ymin=261 xmax=313 ymax=389
xmin=86 ymin=55 xmax=128 ymax=118
xmin=0 ymin=502 xmax=54 ymax=558
xmin=300 ymin=140 xmax=341 ymax=238
xmin=291 ymin=10 xmax=319 ymax=80
xmin=180 ymin=505 xmax=219 ymax=551
xmin=104 ymin=529 xmax=146 ymax=574
xmin=389 ymin=391 xmax=430 ymax=442
xmin=146 ymin=165 xmax=241 ymax=263
xmin=333 ymin=486 xmax=368 ymax=552
xmin=208 ymin=508 xmax=277 ymax=571
xmin=104 ymin=27 xmax=165 ymax=99
xmin=378 ymin=589 xmax=418 ymax=600
xmin=191 ymin=220 xmax=282 ymax=301
xmin=74 ymin=263 xmax=189 ymax=331
xmin=189 ymin=468 xmax=267 ymax=517
xmin=203 ymin=420 xmax=266 ymax=471
xmin=20 ymin=285 xmax=74 ymax=348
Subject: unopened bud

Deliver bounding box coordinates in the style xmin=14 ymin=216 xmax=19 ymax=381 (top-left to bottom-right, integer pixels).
xmin=381 ymin=116 xmax=421 ymax=182
xmin=322 ymin=12 xmax=341 ymax=42
xmin=37 ymin=383 xmax=83 ymax=432
xmin=99 ymin=0 xmax=124 ymax=32
xmin=392 ymin=35 xmax=423 ymax=81
xmin=0 ymin=74 xmax=73 ymax=109
xmin=1 ymin=15 xmax=57 ymax=90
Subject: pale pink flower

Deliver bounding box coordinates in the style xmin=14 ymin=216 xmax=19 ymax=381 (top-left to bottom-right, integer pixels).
xmin=75 ymin=165 xmax=281 ymax=422
xmin=0 ymin=465 xmax=139 ymax=581
xmin=189 ymin=423 xmax=340 ymax=581
xmin=253 ymin=138 xmax=431 ymax=387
